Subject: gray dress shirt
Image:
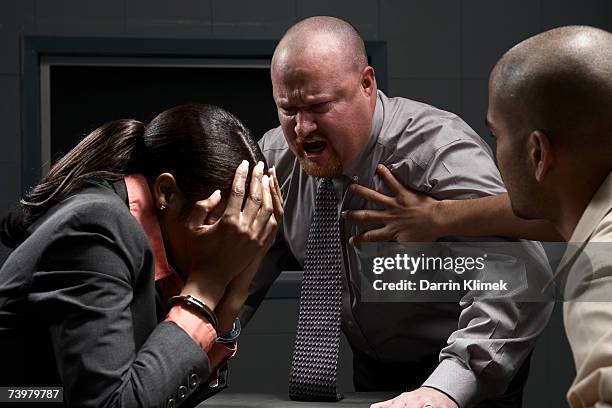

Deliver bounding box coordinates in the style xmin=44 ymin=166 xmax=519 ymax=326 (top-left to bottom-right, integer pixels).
xmin=243 ymin=91 xmax=553 ymax=407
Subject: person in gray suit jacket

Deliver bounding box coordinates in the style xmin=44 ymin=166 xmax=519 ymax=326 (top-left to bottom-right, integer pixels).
xmin=0 ymin=104 xmax=283 ymax=407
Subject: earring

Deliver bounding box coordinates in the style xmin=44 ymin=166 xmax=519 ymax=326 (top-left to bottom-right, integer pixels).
xmin=159 ymin=204 xmax=166 ymax=211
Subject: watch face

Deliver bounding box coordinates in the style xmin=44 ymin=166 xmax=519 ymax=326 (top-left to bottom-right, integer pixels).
xmin=217 ymin=318 xmax=241 ymax=343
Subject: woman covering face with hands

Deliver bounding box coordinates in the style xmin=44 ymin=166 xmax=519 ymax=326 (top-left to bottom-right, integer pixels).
xmin=0 ymin=104 xmax=282 ymax=407
xmin=180 ymin=158 xmax=284 ymax=333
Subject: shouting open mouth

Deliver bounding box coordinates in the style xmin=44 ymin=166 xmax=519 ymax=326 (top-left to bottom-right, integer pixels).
xmin=302 ymin=139 xmax=327 ymax=157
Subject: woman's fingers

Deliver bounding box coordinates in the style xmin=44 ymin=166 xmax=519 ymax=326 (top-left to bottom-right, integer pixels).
xmin=262 ymin=213 xmax=279 ymax=249
xmin=271 ymin=167 xmax=284 ymax=203
xmin=253 ymin=175 xmax=274 ymax=234
xmin=225 ymin=160 xmax=249 ymax=215
xmin=269 ymin=168 xmax=284 ymax=222
xmin=193 ymin=160 xmax=277 ymax=256
xmin=243 ymin=161 xmax=265 ymax=222
xmin=187 ymin=189 xmax=222 ymax=229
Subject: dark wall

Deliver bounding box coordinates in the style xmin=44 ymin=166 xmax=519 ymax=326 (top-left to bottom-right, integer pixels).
xmin=1 ymin=1 xmax=611 ymax=406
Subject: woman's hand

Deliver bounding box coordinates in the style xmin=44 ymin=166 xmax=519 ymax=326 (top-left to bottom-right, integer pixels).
xmin=215 ymin=166 xmax=284 ymax=331
xmin=180 ymin=160 xmax=278 ymax=310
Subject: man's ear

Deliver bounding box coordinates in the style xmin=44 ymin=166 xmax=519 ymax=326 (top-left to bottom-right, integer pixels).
xmin=528 ymin=130 xmax=553 ymax=183
xmin=152 ymin=173 xmax=180 ymax=211
xmin=361 ymin=66 xmax=377 ymax=97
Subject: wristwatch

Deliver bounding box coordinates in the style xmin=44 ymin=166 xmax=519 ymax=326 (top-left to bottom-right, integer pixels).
xmin=216 ymin=318 xmax=241 ymax=344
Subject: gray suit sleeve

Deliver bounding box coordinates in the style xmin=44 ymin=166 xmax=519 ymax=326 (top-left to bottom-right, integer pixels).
xmin=29 ymin=224 xmax=217 ymax=408
xmin=393 ymin=130 xmax=553 ymax=407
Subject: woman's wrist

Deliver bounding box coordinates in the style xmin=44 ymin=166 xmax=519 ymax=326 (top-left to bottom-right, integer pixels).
xmin=215 ymin=291 xmax=247 ymax=332
xmin=180 ymin=279 xmax=226 ymax=311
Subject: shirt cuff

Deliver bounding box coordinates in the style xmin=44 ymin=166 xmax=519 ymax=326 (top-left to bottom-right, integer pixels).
xmin=165 ymin=304 xmax=217 ymax=352
xmin=422 ymin=358 xmax=480 ymax=408
xmin=209 ymin=342 xmax=238 ymax=380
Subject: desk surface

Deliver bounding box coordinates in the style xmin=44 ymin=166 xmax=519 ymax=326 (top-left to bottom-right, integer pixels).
xmin=198 ymin=392 xmax=396 ymax=408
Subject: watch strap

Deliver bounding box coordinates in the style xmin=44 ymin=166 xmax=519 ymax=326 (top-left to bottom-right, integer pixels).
xmin=167 ymin=294 xmax=219 ymax=331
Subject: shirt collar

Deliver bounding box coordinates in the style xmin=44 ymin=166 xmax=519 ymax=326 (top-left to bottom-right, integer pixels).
xmin=569 ymin=171 xmax=612 ymax=243
xmin=310 ymin=92 xmax=384 ymax=199
xmin=554 ymin=171 xmax=612 ymax=276
xmin=124 ymin=174 xmax=178 ymax=282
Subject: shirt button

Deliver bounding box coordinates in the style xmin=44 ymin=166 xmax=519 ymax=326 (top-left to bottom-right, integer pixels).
xmin=166 ymin=398 xmax=176 ymax=408
xmin=177 ymin=386 xmax=188 ymax=400
xmin=347 ymin=320 xmax=354 ymax=327
xmin=189 ymin=373 xmax=199 ymax=389
xmin=352 ymin=175 xmax=359 ymax=182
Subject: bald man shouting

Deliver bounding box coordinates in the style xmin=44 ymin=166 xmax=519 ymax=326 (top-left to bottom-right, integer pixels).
xmin=241 ymin=16 xmax=552 ymax=408
xmin=487 ymin=26 xmax=612 ymax=407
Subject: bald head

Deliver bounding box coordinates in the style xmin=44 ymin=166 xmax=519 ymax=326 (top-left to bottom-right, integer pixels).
xmin=490 ymin=25 xmax=612 ymax=148
xmin=489 ymin=26 xmax=612 ymax=227
xmin=268 ymin=16 xmax=377 ymax=178
xmin=272 ymin=16 xmax=367 ymax=75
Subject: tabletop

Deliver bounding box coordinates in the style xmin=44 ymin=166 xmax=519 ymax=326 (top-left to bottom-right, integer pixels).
xmin=198 ymin=392 xmax=397 ymax=408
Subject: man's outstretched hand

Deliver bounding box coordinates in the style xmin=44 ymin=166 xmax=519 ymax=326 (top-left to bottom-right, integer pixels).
xmin=343 ymin=164 xmax=444 ymax=244
xmin=370 ymin=387 xmax=458 ymax=408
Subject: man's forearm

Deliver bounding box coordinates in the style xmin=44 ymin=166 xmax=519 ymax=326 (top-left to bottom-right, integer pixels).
xmin=436 ymin=193 xmax=563 ymax=241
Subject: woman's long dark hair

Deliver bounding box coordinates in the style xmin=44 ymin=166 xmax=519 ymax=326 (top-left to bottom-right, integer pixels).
xmin=0 ymin=104 xmax=264 ymax=248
